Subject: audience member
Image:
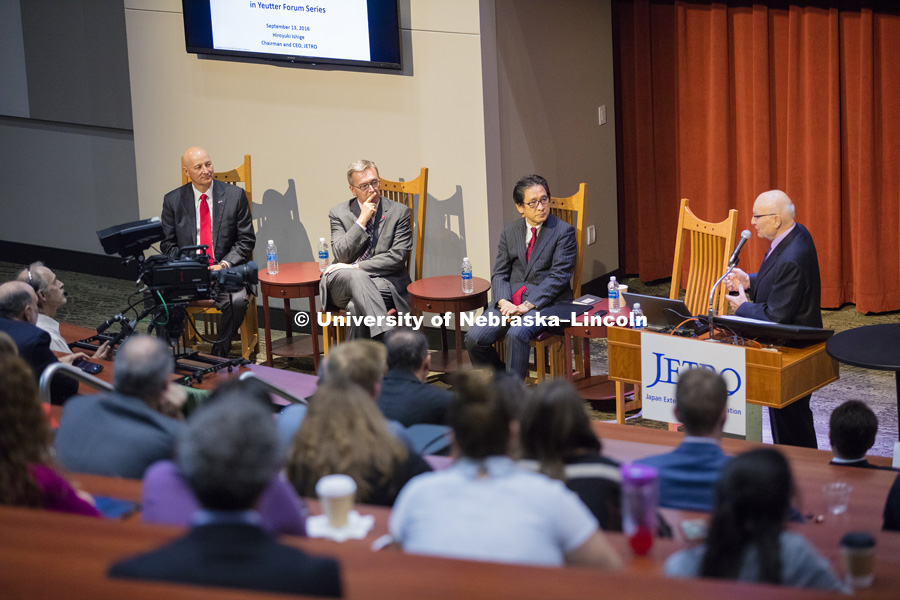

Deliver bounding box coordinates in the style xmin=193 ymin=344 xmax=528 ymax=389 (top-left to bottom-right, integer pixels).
xmin=665 ymin=448 xmax=843 ymax=591
xmin=389 ymin=371 xmax=621 ymax=569
xmin=278 ymin=339 xmax=413 ymax=449
xmin=829 ymin=400 xmax=895 ymax=470
xmin=320 ymin=159 xmax=412 ymax=339
xmin=286 ymin=380 xmax=430 ymax=506
xmin=635 ymin=368 xmax=731 ymax=511
xmin=110 ymin=396 xmax=342 ymax=596
xmin=17 ymin=262 xmax=110 ymax=359
xmin=0 ymin=280 xmax=85 ymax=404
xmin=378 ymin=329 xmax=452 ymax=427
xmin=520 ymin=379 xmax=622 ymax=531
xmin=160 ymin=147 xmax=255 ymax=356
xmin=142 ymin=379 xmax=307 ymax=535
xmin=55 ymin=335 xmax=186 ymax=478
xmin=0 ymin=353 xmax=99 ymax=517
xmin=466 ymin=174 xmax=577 ymax=379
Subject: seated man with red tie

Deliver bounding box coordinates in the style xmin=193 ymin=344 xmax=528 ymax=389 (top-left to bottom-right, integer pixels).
xmin=160 ymin=147 xmax=255 ymax=356
xmin=465 ymin=174 xmax=577 ymax=379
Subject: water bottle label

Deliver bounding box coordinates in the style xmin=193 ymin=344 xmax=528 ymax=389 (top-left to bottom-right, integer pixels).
xmin=318 ymin=251 xmax=328 ymax=260
xmin=267 ymin=252 xmax=277 ymax=261
xmin=462 ymin=271 xmax=472 ymax=280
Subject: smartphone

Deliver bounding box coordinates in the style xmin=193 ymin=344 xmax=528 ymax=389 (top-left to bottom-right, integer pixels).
xmin=73 ymin=357 xmax=104 ymax=375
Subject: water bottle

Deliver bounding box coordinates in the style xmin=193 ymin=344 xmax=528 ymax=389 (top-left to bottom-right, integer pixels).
xmin=266 ymin=240 xmax=279 ymax=275
xmin=461 ymin=257 xmax=474 ymax=294
xmin=632 ymin=303 xmax=644 ymax=330
xmin=608 ymin=276 xmax=621 ymax=314
xmin=621 ymin=463 xmax=658 ymax=556
xmin=317 ymin=238 xmax=330 ymax=273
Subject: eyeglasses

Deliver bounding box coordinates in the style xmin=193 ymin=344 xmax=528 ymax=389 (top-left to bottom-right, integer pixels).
xmin=352 ymin=180 xmax=380 ymax=191
xmin=751 ymin=213 xmax=777 ymax=220
xmin=525 ymin=197 xmax=550 ymax=209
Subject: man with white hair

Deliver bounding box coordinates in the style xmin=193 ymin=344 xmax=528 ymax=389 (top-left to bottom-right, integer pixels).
xmin=726 ymin=189 xmax=822 ymax=447
xmin=319 ymin=159 xmax=412 ymax=339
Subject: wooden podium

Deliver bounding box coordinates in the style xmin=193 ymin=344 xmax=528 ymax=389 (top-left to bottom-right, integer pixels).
xmin=607 ymin=327 xmax=839 ymax=433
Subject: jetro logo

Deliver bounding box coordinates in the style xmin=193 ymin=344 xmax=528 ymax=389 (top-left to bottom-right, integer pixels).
xmin=645 ymin=352 xmax=742 ymax=396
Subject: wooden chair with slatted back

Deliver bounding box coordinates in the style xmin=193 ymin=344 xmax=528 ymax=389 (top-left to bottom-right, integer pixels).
xmin=496 ymin=183 xmax=587 ymax=381
xmin=321 ymin=168 xmax=429 ymax=354
xmin=670 ymin=198 xmax=738 ymax=316
xmin=181 ymin=154 xmax=260 ymax=359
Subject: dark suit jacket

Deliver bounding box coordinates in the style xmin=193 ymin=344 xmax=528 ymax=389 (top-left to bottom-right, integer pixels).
xmin=829 ymin=458 xmax=898 ymax=471
xmin=885 ymin=474 xmax=900 ymax=531
xmin=109 ymin=522 xmax=342 ymax=597
xmin=635 ymin=440 xmax=731 ymax=511
xmin=378 ymin=370 xmax=452 ymax=427
xmin=491 ymin=214 xmax=577 ymax=309
xmin=160 ymin=180 xmax=255 ymax=266
xmin=327 ymin=196 xmax=412 ymax=311
xmin=737 ymin=223 xmax=822 ymax=327
xmin=0 ymin=317 xmax=77 ymax=405
xmin=55 ymin=392 xmax=184 ymax=479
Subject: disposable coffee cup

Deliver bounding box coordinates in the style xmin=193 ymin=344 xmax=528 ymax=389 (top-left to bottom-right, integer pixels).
xmin=840 ymin=531 xmax=876 ymax=589
xmin=315 ymin=474 xmax=357 ymax=529
xmin=619 ymin=285 xmax=629 ymax=307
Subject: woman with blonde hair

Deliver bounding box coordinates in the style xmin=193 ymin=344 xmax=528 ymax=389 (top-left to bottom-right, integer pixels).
xmin=286 ymin=380 xmax=430 ymax=506
xmin=0 ymin=353 xmax=99 ymax=516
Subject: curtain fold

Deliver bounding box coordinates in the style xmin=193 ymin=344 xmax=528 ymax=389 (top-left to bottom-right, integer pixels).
xmin=613 ymin=0 xmax=900 ymax=313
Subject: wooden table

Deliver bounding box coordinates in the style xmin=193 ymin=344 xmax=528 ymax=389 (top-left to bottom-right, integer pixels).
xmin=258 ymin=262 xmax=323 ymax=370
xmin=406 ymin=275 xmax=490 ymax=371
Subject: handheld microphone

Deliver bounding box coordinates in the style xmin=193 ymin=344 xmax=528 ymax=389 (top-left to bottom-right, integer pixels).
xmin=728 ymin=230 xmax=752 ymax=266
xmin=96 ymin=315 xmax=120 ymax=335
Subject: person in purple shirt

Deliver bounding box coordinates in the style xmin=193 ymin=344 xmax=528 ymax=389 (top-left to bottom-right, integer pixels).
xmin=0 ymin=353 xmax=99 ymax=517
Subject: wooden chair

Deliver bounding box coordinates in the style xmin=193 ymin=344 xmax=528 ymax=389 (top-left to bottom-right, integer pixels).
xmin=497 ymin=183 xmax=587 ymax=382
xmin=322 ymin=167 xmax=429 ymax=354
xmin=670 ymin=198 xmax=738 ymax=316
xmin=181 ymin=154 xmax=260 ymax=359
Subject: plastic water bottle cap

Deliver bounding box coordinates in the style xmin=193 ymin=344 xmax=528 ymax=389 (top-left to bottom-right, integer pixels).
xmin=633 ymin=303 xmax=641 ymax=310
xmin=463 ymin=257 xmax=469 ymax=262
xmin=268 ymin=240 xmax=274 ymax=245
xmin=610 ymin=276 xmax=617 ymax=282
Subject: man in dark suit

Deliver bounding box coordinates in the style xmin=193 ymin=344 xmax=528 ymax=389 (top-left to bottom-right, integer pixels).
xmin=55 ymin=335 xmax=186 ymax=478
xmin=828 ymin=400 xmax=897 ymax=470
xmin=726 ymin=190 xmax=822 ymax=447
xmin=0 ymin=281 xmax=85 ymax=404
xmin=635 ymin=369 xmax=731 ymax=511
xmin=320 ymin=159 xmax=411 ymax=339
xmin=379 ymin=329 xmax=452 ymax=427
xmin=110 ymin=393 xmax=342 ymax=597
xmin=160 ymin=147 xmax=255 ymax=356
xmin=466 ymin=174 xmax=577 ymax=379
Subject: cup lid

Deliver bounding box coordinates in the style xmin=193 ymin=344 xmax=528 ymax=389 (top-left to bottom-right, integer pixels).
xmin=621 ymin=463 xmax=658 ymax=484
xmin=841 ymin=531 xmax=876 ymax=548
xmin=315 ymin=474 xmax=357 ymax=497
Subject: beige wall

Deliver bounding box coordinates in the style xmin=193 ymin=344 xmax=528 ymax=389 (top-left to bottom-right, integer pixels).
xmin=489 ymin=0 xmax=619 ymax=285
xmin=124 ymin=0 xmax=491 ymax=282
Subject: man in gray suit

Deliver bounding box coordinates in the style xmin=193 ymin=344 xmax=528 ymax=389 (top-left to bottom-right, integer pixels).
xmin=320 ymin=159 xmax=412 ymax=339
xmin=160 ymin=147 xmax=256 ymax=356
xmin=466 ymin=174 xmax=577 ymax=379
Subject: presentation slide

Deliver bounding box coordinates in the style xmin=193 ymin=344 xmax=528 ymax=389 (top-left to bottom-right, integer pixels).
xmin=210 ymin=1 xmax=371 ymax=62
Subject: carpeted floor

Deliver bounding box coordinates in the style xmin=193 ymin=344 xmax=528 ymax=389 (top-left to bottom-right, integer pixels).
xmin=3 ymin=261 xmax=897 ymax=457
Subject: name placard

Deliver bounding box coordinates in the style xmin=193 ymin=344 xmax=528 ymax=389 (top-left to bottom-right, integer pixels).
xmin=640 ymin=333 xmax=747 ymax=436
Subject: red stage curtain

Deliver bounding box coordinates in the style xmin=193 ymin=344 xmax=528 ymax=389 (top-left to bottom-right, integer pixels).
xmin=613 ymin=0 xmax=900 ymax=313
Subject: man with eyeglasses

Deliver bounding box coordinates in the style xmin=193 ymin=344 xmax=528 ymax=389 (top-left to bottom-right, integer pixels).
xmin=320 ymin=159 xmax=412 ymax=339
xmin=16 ymin=262 xmax=110 ymax=360
xmin=725 ymin=189 xmax=822 ymax=448
xmin=465 ymin=174 xmax=577 ymax=379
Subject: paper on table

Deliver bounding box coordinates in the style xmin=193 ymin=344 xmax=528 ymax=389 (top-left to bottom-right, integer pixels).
xmin=306 ymin=510 xmax=375 ymax=542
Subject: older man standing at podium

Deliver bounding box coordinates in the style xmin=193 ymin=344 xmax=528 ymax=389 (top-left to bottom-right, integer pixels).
xmin=726 ymin=190 xmax=822 ymax=448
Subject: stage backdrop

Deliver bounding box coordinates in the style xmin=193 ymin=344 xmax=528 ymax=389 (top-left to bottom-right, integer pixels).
xmin=613 ymin=0 xmax=900 ymax=314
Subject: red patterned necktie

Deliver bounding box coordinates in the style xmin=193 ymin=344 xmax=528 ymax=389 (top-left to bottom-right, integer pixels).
xmin=526 ymin=226 xmax=537 ymax=262
xmin=199 ymin=193 xmax=214 ymax=264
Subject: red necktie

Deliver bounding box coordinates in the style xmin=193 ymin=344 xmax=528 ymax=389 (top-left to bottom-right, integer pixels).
xmin=512 ymin=227 xmax=538 ymax=305
xmin=199 ymin=193 xmax=214 ymax=264
xmin=526 ymin=227 xmax=537 ymax=262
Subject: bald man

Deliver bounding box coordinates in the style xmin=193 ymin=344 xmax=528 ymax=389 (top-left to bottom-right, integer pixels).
xmin=726 ymin=190 xmax=822 ymax=448
xmin=0 ymin=280 xmax=85 ymax=404
xmin=160 ymin=147 xmax=255 ymax=356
